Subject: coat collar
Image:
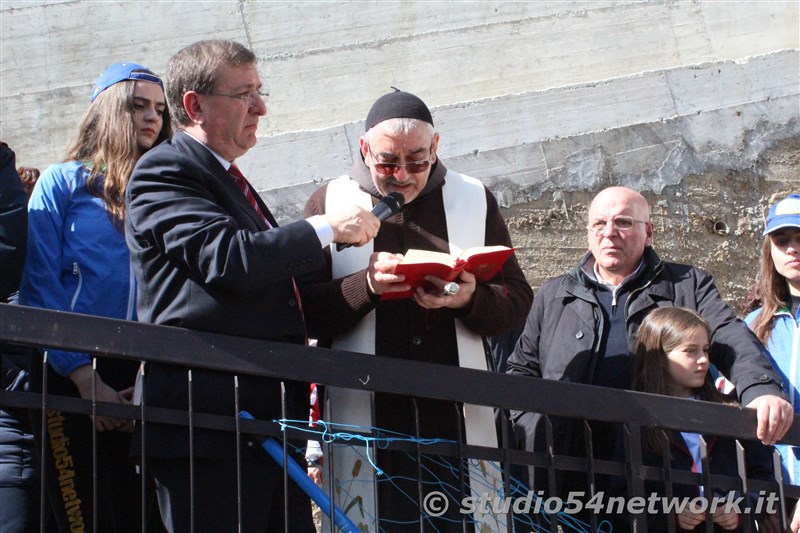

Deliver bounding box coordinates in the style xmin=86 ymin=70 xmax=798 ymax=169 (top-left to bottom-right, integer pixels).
xmin=672 ymin=431 xmax=718 ymax=459
xmin=559 ymin=246 xmax=669 ymax=304
xmin=173 ymin=130 xmax=228 ymax=175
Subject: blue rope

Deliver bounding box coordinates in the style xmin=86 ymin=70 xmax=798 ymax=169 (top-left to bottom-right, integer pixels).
xmin=276 ymin=418 xmax=613 ymax=533
xmin=278 ymin=418 xmax=455 ymax=476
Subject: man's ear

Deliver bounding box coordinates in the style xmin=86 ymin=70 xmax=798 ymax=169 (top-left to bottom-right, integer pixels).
xmin=645 ymin=221 xmax=654 ymax=247
xmin=430 ymin=132 xmax=440 ymax=163
xmin=183 ymin=92 xmax=204 ymax=125
xmin=359 ymin=136 xmax=369 ymax=160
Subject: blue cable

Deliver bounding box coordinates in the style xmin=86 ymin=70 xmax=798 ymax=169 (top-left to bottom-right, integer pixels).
xmin=239 ymin=411 xmax=360 ymax=533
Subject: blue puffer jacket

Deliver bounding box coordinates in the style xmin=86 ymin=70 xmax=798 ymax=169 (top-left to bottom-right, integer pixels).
xmin=18 ymin=161 xmax=136 ymax=377
xmin=745 ymin=306 xmax=800 ymax=485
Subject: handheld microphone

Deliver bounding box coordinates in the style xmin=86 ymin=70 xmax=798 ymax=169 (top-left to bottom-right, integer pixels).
xmin=336 ymin=192 xmax=405 ymax=251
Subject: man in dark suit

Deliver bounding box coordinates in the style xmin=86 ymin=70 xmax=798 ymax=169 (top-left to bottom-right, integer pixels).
xmin=125 ymin=40 xmax=380 ymax=533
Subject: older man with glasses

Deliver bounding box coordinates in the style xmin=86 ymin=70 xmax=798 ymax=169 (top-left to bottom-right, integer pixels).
xmin=302 ymin=89 xmax=533 ymax=532
xmin=507 ymin=186 xmax=792 ymax=522
xmin=124 ymin=40 xmax=381 ymax=533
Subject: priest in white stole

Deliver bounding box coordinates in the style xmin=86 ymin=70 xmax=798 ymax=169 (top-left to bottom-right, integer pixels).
xmin=302 ymin=90 xmax=532 ymax=532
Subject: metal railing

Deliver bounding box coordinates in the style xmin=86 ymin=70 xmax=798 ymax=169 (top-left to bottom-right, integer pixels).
xmin=1 ymin=302 xmax=798 ymax=533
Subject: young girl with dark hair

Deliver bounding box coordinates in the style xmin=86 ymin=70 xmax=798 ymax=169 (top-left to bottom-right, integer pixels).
xmin=630 ymin=306 xmax=778 ymax=532
xmin=18 ymin=62 xmax=171 ymax=533
xmin=744 ymin=193 xmax=800 ymax=532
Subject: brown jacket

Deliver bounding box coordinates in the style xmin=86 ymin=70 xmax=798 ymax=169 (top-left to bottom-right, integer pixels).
xmin=301 ymin=158 xmax=533 ymax=435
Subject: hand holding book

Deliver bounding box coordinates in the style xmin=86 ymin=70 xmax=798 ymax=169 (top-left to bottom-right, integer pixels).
xmin=380 ymin=245 xmax=515 ymax=301
xmin=366 ymin=251 xmax=411 ymax=297
xmin=364 ymin=250 xmax=479 ymax=307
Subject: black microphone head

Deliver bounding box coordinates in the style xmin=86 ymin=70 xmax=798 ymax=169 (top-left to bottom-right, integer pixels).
xmin=371 ymin=191 xmax=406 ymax=223
xmin=383 ymin=191 xmax=405 ymax=212
xmin=338 ymin=191 xmax=407 ymax=251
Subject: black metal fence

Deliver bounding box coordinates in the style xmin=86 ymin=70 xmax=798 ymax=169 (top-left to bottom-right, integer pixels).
xmin=1 ymin=302 xmax=799 ymax=533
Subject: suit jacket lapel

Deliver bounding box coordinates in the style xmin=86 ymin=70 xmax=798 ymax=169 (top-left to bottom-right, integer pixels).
xmin=174 ymin=132 xmax=270 ymax=231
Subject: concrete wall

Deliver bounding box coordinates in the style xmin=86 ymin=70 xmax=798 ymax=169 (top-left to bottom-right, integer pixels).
xmin=1 ymin=0 xmax=798 ymax=305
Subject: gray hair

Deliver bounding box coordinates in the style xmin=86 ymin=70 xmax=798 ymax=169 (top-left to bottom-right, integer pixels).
xmin=364 ymin=118 xmax=434 ymax=144
xmin=166 ymin=40 xmax=256 ymax=127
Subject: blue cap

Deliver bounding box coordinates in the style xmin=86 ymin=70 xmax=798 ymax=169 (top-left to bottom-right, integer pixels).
xmin=764 ymin=194 xmax=800 ymax=235
xmin=90 ymin=62 xmax=163 ymax=103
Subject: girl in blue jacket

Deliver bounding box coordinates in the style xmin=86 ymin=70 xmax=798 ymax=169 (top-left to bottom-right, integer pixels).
xmin=630 ymin=306 xmax=778 ymax=532
xmin=18 ymin=62 xmax=171 ymax=533
xmin=745 ymin=193 xmax=800 ymax=532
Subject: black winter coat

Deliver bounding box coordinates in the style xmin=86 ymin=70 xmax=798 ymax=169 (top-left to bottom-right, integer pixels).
xmin=0 ymin=142 xmax=34 ymax=489
xmin=0 ymin=142 xmax=27 ymax=302
xmin=611 ymin=426 xmax=776 ymax=532
xmin=507 ymin=247 xmax=785 ymax=490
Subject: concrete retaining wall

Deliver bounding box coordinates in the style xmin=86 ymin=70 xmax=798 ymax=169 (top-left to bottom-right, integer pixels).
xmin=1 ymin=0 xmax=798 ymax=303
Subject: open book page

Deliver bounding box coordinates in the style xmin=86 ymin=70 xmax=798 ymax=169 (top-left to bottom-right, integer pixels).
xmin=382 ymin=245 xmax=514 ymax=300
xmin=460 ymin=245 xmax=515 ymax=281
xmin=400 ymin=249 xmax=461 ymax=269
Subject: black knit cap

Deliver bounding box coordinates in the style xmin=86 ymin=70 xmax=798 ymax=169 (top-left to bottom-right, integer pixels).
xmin=365 ymin=88 xmax=434 ymax=132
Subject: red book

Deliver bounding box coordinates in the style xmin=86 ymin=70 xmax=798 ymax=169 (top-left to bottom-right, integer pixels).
xmin=381 ymin=245 xmax=515 ymax=301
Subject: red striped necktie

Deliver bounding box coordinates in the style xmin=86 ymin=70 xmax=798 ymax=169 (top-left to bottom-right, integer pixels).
xmin=229 ymin=164 xmax=268 ymax=225
xmin=228 ymin=163 xmax=308 ymax=343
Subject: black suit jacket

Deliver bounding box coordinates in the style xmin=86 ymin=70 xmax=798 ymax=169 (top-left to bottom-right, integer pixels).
xmin=0 ymin=142 xmax=27 ymax=303
xmin=126 ymin=131 xmax=326 ymax=458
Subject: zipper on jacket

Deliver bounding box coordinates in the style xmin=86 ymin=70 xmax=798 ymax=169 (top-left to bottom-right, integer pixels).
xmin=788 ymin=310 xmax=800 ymax=413
xmin=788 ymin=311 xmax=800 ymax=484
xmin=624 ymin=261 xmax=664 ymax=321
xmin=70 ymin=262 xmax=83 ymax=311
xmin=585 ymin=305 xmax=603 ymax=384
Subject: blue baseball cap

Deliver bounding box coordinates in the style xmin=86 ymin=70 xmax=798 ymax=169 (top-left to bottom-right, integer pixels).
xmin=90 ymin=62 xmax=164 ymax=103
xmin=764 ymin=194 xmax=800 ymax=235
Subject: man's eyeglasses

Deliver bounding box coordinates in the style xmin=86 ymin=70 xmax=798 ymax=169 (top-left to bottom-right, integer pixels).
xmin=200 ymin=90 xmax=268 ymax=106
xmin=587 ymin=216 xmax=648 ymax=235
xmin=367 ymin=144 xmax=432 ymax=175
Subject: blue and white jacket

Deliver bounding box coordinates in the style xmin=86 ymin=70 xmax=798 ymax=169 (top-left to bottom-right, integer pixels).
xmin=19 ymin=161 xmax=135 ymax=377
xmin=745 ymin=305 xmax=800 ymax=484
